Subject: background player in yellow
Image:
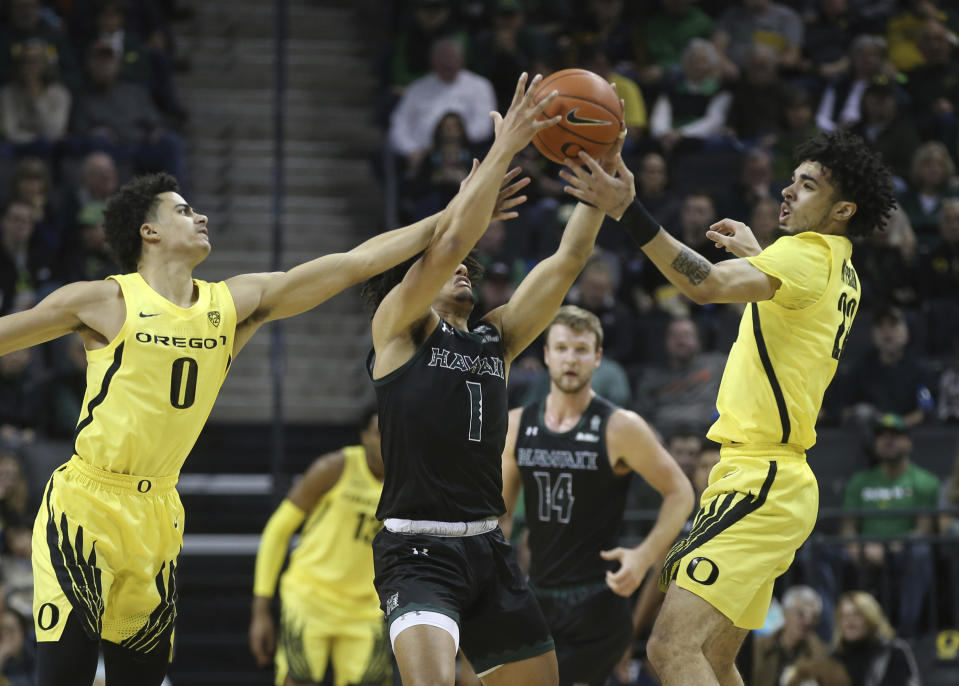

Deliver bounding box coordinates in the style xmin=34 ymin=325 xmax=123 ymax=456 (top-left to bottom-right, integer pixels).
xmin=249 ymin=405 xmax=390 ymax=686
xmin=0 ymin=168 xmax=525 ymax=686
xmin=561 ymin=130 xmax=896 ymax=686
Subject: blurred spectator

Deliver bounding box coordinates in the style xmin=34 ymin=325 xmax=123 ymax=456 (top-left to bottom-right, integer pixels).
xmin=469 ymin=0 xmax=551 ymax=113
xmin=938 ymin=345 xmax=959 ymax=423
xmin=77 ymin=0 xmax=186 ymax=126
xmin=749 ymin=196 xmax=784 ymax=249
xmin=635 ymin=152 xmax=681 ymax=229
xmin=712 ymin=0 xmax=804 ymax=80
xmin=815 ymin=35 xmax=900 ymax=133
xmin=727 ymin=44 xmax=790 ymax=146
xmin=856 ymin=205 xmax=919 ymax=311
xmin=57 ymin=151 xmax=119 ymax=232
xmin=841 ymin=305 xmax=935 ymax=429
xmin=566 ymin=0 xmax=636 ymax=68
xmin=940 ymin=444 xmax=959 ymax=533
xmin=475 ymin=260 xmax=515 ymax=316
xmin=648 ymin=38 xmax=732 ymax=154
xmin=664 ymin=430 xmax=703 ymax=483
xmin=0 ymin=607 xmax=33 ymax=686
xmin=831 ymin=590 xmax=921 ymax=685
xmin=752 ymin=586 xmax=829 ymax=686
xmin=919 ymin=198 xmax=959 ymax=359
xmin=57 ymin=202 xmax=118 ymax=284
xmin=897 ymin=140 xmax=959 ymax=244
xmin=389 ymin=0 xmax=466 ymax=90
xmin=886 ymin=0 xmax=958 ymax=73
xmin=388 ymin=37 xmax=496 ymax=169
xmin=691 ymin=441 xmax=720 ymax=500
xmin=780 ymin=656 xmax=851 ymax=686
xmin=631 ymin=316 xmax=725 ymax=438
xmin=0 ymin=347 xmax=46 ymax=447
xmin=70 ymin=39 xmax=187 ymax=184
xmin=564 ymin=257 xmax=637 ymax=365
xmin=0 ymin=38 xmax=71 ymax=154
xmin=9 ymin=156 xmax=63 ymax=257
xmin=404 ymin=111 xmax=476 ymax=220
xmin=771 ymin=89 xmax=820 ymax=186
xmin=0 ymin=515 xmax=33 ymax=612
xmin=44 ymin=334 xmax=88 ymax=439
xmin=0 ymin=452 xmax=29 ymax=526
xmin=839 ymin=414 xmax=938 ymax=637
xmin=800 ymin=0 xmax=856 ymax=82
xmin=721 ymin=148 xmax=778 ymax=223
xmin=640 ymin=0 xmax=714 ymax=88
xmin=905 ymin=19 xmax=959 ymax=157
xmin=849 ymin=77 xmax=920 ymax=184
xmin=0 ymin=0 xmax=81 ymax=89
xmin=0 ymin=198 xmax=54 ymax=313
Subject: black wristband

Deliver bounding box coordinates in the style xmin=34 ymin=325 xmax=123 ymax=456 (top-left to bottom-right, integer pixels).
xmin=619 ymin=200 xmax=661 ymax=247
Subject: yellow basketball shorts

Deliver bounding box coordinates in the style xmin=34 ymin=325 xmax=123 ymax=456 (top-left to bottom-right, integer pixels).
xmin=659 ymin=449 xmax=818 ymax=629
xmin=32 ymin=457 xmax=183 ymax=653
xmin=275 ymin=577 xmax=392 ymax=686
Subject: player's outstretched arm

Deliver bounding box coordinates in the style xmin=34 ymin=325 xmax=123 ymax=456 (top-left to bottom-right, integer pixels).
xmin=486 ymin=125 xmax=629 ymax=364
xmin=561 ymin=153 xmax=781 ymax=305
xmin=0 ymin=280 xmax=123 ymax=357
xmin=250 ymin=451 xmax=346 ymax=666
xmin=372 ymin=73 xmax=559 ymax=347
xmin=600 ymin=410 xmax=694 ymax=597
xmin=499 ymin=408 xmax=524 ymax=539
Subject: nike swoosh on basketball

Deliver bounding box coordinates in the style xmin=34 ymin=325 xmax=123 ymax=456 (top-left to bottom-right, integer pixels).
xmin=139 ymin=312 xmax=160 ymax=318
xmin=564 ymin=107 xmax=611 ymax=126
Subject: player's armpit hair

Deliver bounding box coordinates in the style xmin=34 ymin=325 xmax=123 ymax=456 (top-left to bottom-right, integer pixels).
xmin=793 ymin=131 xmax=895 ymax=238
xmin=103 ymin=173 xmax=179 ymax=272
xmin=671 ymin=248 xmax=711 ymax=286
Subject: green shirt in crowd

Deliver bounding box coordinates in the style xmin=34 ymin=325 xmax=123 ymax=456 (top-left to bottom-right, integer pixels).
xmin=843 ymin=463 xmax=941 ymax=536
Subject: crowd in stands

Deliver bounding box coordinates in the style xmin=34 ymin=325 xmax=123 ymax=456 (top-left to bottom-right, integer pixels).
xmin=0 ymin=1 xmax=187 ymax=683
xmin=378 ymin=0 xmax=959 ymax=682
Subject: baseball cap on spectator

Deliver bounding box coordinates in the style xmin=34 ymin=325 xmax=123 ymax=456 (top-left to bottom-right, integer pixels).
xmin=874 ymin=412 xmax=908 ymax=435
xmin=871 ymin=303 xmax=905 ymax=327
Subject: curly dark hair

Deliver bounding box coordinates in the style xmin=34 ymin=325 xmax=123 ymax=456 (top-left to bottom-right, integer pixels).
xmin=793 ymin=130 xmax=895 ymax=238
xmin=103 ymin=173 xmax=179 ymax=272
xmin=360 ymin=249 xmax=485 ymax=316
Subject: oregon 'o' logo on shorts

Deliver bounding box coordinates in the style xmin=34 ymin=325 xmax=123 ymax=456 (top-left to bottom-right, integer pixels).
xmin=686 ymin=557 xmax=720 ymax=585
xmin=37 ymin=603 xmax=60 ymax=630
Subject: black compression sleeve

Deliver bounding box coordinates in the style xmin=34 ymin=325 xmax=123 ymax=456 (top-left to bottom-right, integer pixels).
xmin=619 ymin=199 xmax=662 ymax=247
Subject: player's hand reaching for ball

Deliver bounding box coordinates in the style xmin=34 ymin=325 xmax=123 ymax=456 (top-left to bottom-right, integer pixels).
xmin=601 ymin=545 xmax=656 ymax=597
xmin=706 ymin=219 xmax=763 ymax=258
xmin=489 ymin=72 xmax=561 ymax=156
xmin=559 ymin=121 xmax=636 ymax=219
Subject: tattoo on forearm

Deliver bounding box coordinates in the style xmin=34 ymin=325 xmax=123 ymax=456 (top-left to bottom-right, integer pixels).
xmin=671 ymin=248 xmax=711 ymax=286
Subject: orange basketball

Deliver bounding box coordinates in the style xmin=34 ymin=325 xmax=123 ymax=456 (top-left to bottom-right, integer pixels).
xmin=530 ymin=69 xmax=623 ymax=165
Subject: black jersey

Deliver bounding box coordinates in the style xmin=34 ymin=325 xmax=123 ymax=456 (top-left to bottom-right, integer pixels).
xmin=370 ymin=318 xmax=508 ymax=522
xmin=516 ymin=395 xmax=631 ymax=587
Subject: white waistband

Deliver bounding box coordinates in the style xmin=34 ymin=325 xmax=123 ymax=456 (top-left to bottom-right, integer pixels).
xmin=384 ymin=517 xmax=499 ymax=537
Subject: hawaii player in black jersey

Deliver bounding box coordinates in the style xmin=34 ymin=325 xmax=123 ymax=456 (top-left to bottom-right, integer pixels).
xmin=500 ymin=305 xmax=694 ymax=686
xmin=360 ymin=74 xmax=631 ymax=685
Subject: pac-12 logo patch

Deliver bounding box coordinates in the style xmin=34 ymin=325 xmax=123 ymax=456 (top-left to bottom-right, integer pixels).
xmin=207 ymin=311 xmax=220 ymax=327
xmin=686 ymin=556 xmax=719 ymax=585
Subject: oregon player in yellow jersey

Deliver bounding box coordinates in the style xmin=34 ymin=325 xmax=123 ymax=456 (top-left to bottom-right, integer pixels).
xmin=561 ymin=130 xmax=896 ymax=686
xmin=249 ymin=407 xmax=390 ymax=686
xmin=0 ymin=171 xmax=528 ymax=686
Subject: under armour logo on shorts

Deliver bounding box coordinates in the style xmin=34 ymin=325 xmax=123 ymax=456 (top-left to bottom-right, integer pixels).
xmin=412 ymin=547 xmax=429 ymax=556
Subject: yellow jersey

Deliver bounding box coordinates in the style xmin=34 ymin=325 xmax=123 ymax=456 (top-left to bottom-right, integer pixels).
xmin=707 ymin=232 xmax=859 ymax=450
xmin=282 ymin=445 xmax=383 ymax=620
xmin=73 ymin=273 xmax=237 ymax=477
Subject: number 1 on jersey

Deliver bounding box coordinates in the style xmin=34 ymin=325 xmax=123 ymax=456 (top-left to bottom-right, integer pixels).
xmin=466 ymin=381 xmax=483 ymax=442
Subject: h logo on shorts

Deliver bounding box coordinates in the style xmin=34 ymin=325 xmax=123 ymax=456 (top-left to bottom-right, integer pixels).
xmin=686 ymin=557 xmax=719 ymax=586
xmin=386 ymin=592 xmax=399 ymax=615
